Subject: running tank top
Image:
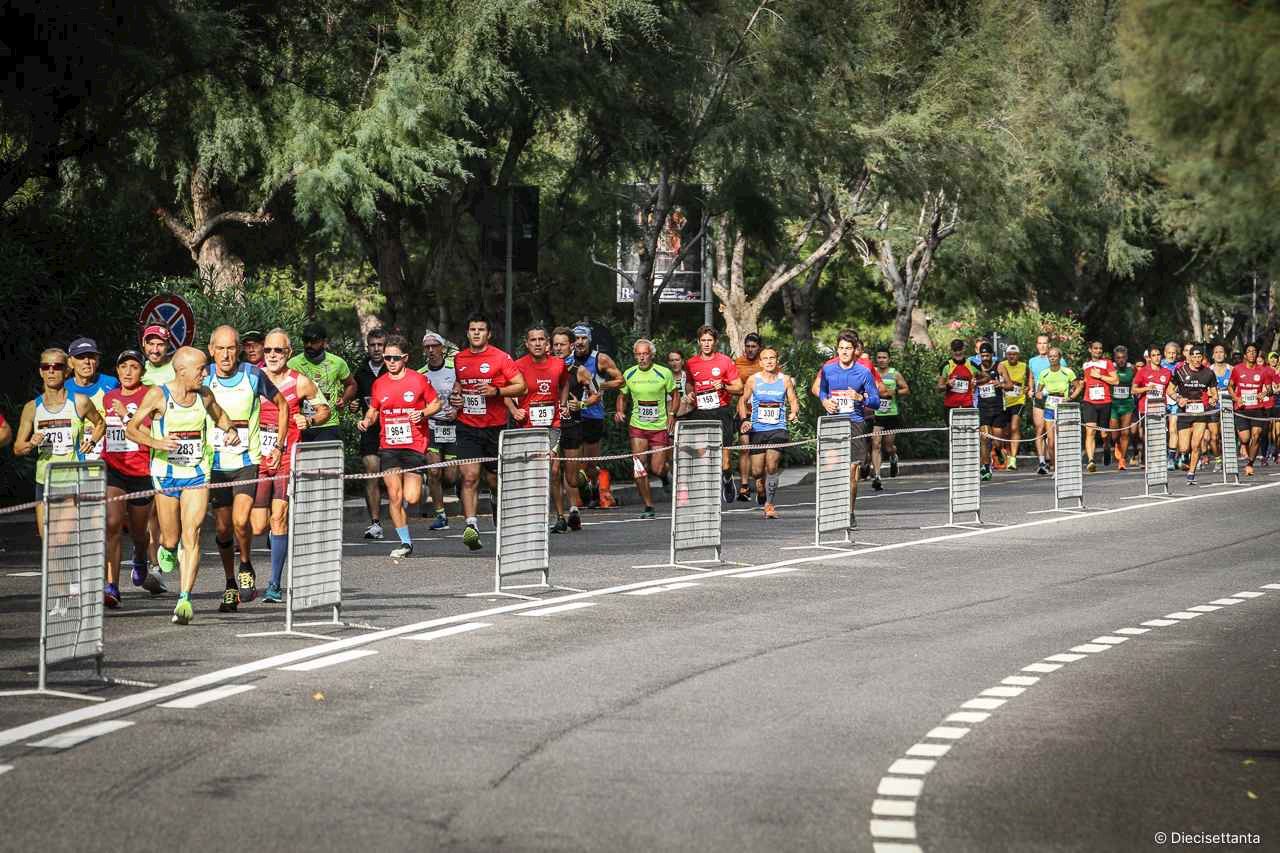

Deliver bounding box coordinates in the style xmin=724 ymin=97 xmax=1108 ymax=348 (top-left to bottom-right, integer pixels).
xmin=1213 ymin=364 xmax=1231 ymax=391
xmin=877 ymin=368 xmax=899 ymax=416
xmin=259 ymin=369 xmax=301 ymax=467
xmin=151 ymin=386 xmax=211 ymax=480
xmin=33 ymin=394 xmax=84 ymax=485
xmin=204 ymin=368 xmax=262 ymax=470
xmin=566 ymin=355 xmax=600 ymax=422
xmin=568 ymin=351 xmax=604 ymax=420
xmin=750 ymin=375 xmax=788 ymax=432
xmin=423 ymin=359 xmax=457 ymax=440
xmin=1003 ymin=362 xmax=1028 ymax=408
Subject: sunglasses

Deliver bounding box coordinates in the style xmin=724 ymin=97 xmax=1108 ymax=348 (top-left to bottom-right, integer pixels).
xmin=263 ymin=346 xmax=288 ymax=354
xmin=39 ymin=362 xmax=66 ymax=371
xmin=383 ymin=354 xmax=407 ymax=362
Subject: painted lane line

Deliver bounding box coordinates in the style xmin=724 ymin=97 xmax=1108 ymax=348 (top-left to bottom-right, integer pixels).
xmin=279 ymin=649 xmax=378 ymax=672
xmin=6 ymin=571 xmax=40 ymax=578
xmin=1022 ymin=662 xmax=1063 ymax=673
xmin=1002 ymin=675 xmax=1040 ymax=686
xmin=5 ymin=478 xmax=1278 ymax=752
xmin=661 ymin=581 xmax=700 ymax=590
xmin=1141 ymin=618 xmax=1179 ymax=627
xmin=877 ymin=777 xmax=924 ymax=797
xmin=1261 ymin=584 xmax=1280 ymax=590
xmin=981 ymin=686 xmax=1025 ymax=697
xmin=29 ymin=720 xmax=134 ymax=749
xmin=623 ymin=582 xmax=701 ymax=596
xmin=906 ymin=743 xmax=952 ymax=758
xmin=0 ymin=765 xmax=11 ymax=775
xmin=873 ymin=799 xmax=918 ymax=817
xmin=1187 ymin=605 xmax=1221 ymax=613
xmin=1164 ymin=611 xmax=1201 ymax=620
xmin=1070 ymin=644 xmax=1112 ymax=654
xmin=1113 ymin=627 xmax=1150 ymax=635
xmin=945 ymin=711 xmax=990 ymax=724
xmin=869 ymin=819 xmax=918 ymax=839
xmin=1210 ymin=598 xmax=1245 ymax=605
xmin=888 ymin=758 xmax=937 ymax=776
xmin=730 ymin=566 xmax=803 ymax=578
xmin=158 ymin=685 xmax=256 ymax=709
xmin=961 ymin=697 xmax=1006 ymax=711
xmin=1233 ymin=591 xmax=1266 ymax=598
xmin=519 ymin=601 xmax=597 ymax=617
xmin=1044 ymin=653 xmax=1087 ymax=663
xmin=872 ymin=844 xmax=924 ymax=853
xmin=926 ymin=726 xmax=970 ymax=740
xmin=404 ymin=622 xmax=491 ymax=641
xmin=1090 ymin=636 xmax=1129 ymax=645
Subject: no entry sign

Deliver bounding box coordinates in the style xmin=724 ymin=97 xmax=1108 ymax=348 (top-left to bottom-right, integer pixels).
xmin=138 ymin=293 xmax=196 ymax=351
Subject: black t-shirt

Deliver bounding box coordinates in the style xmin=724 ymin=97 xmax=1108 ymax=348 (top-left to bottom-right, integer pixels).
xmin=1171 ymin=365 xmax=1215 ymax=409
xmin=976 ymin=364 xmax=1004 ymax=412
xmin=354 ymin=359 xmax=386 ymax=408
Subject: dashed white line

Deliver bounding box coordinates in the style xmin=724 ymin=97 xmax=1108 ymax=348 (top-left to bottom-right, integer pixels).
xmin=981 ymin=686 xmax=1025 ymax=698
xmin=29 ymin=720 xmax=134 ymax=749
xmin=1261 ymin=584 xmax=1280 ymax=590
xmin=925 ymin=726 xmax=970 ymax=740
xmin=519 ymin=601 xmax=597 ymax=617
xmin=906 ymin=743 xmax=952 ymax=758
xmin=159 ymin=684 xmax=256 ymax=709
xmin=404 ymin=622 xmax=491 ymax=641
xmin=872 ymin=844 xmax=923 ymax=853
xmin=877 ymin=777 xmax=924 ymax=797
xmin=945 ymin=711 xmax=990 ymax=724
xmin=1022 ymin=662 xmax=1063 ymax=673
xmin=1141 ymin=618 xmax=1179 ymax=627
xmin=869 ymin=819 xmax=918 ymax=839
xmin=873 ymin=799 xmax=918 ymax=817
xmin=960 ymin=697 xmax=1006 ymax=710
xmin=1044 ymin=653 xmax=1086 ymax=663
xmin=1070 ymin=644 xmax=1111 ymax=654
xmin=279 ymin=649 xmax=378 ymax=672
xmin=1233 ymin=591 xmax=1265 ymax=599
xmin=1164 ymin=612 xmax=1200 ymax=620
xmin=1090 ymin=636 xmax=1129 ymax=645
xmin=1210 ymin=598 xmax=1245 ymax=605
xmin=0 ymin=764 xmax=11 ymax=775
xmin=1113 ymin=627 xmax=1150 ymax=635
xmin=1187 ymin=605 xmax=1221 ymax=613
xmin=1002 ymin=675 xmax=1040 ymax=686
xmin=887 ymin=758 xmax=936 ymax=775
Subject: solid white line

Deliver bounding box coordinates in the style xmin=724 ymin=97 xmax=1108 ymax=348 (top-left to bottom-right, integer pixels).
xmin=872 ymin=844 xmax=924 ymax=853
xmin=1141 ymin=619 xmax=1179 ymax=627
xmin=877 ymin=777 xmax=924 ymax=797
xmin=6 ymin=572 xmax=40 ymax=578
xmin=1090 ymin=636 xmax=1129 ymax=644
xmin=906 ymin=742 xmax=951 ymax=758
xmin=29 ymin=720 xmax=134 ymax=749
xmin=1022 ymin=662 xmax=1063 ymax=673
xmin=1164 ymin=611 xmax=1200 ymax=620
xmin=622 ymin=586 xmax=667 ymax=596
xmin=1187 ymin=605 xmax=1221 ymax=613
xmin=279 ymin=649 xmax=378 ymax=672
xmin=869 ymin=819 xmax=918 ymax=839
xmin=981 ymin=686 xmax=1025 ymax=697
xmin=945 ymin=711 xmax=990 ymax=723
xmin=730 ymin=566 xmax=803 ymax=578
xmin=926 ymin=726 xmax=970 ymax=740
xmin=1113 ymin=627 xmax=1150 ymax=635
xmin=0 ymin=764 xmax=11 ymax=775
xmin=1002 ymin=676 xmax=1039 ymax=686
xmin=1070 ymin=644 xmax=1111 ymax=653
xmin=887 ymin=758 xmax=936 ymax=775
xmin=1233 ymin=591 xmax=1266 ymax=598
xmin=1261 ymin=584 xmax=1280 ymax=590
xmin=1210 ymin=598 xmax=1245 ymax=605
xmin=661 ymin=581 xmax=701 ymax=591
xmin=961 ymin=697 xmax=1006 ymax=710
xmin=519 ymin=601 xmax=596 ymax=617
xmin=5 ymin=477 xmax=1277 ymax=751
xmin=404 ymin=622 xmax=492 ymax=641
xmin=158 ymin=684 xmax=256 ymax=709
xmin=1044 ymin=653 xmax=1086 ymax=663
xmin=872 ymin=799 xmax=918 ymax=817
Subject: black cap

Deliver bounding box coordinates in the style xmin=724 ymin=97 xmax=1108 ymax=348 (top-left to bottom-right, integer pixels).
xmin=744 ymin=332 xmax=762 ymax=345
xmin=116 ymin=349 xmax=143 ymax=366
xmin=242 ymin=330 xmax=265 ymax=343
xmin=302 ymin=322 xmax=327 ymax=342
xmin=979 ymin=342 xmax=993 ymax=354
xmin=949 ymin=338 xmax=966 ymax=352
xmin=68 ymin=337 xmax=100 ymax=357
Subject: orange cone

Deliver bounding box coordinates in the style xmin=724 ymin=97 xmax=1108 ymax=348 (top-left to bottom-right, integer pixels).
xmin=597 ymin=469 xmax=617 ymax=508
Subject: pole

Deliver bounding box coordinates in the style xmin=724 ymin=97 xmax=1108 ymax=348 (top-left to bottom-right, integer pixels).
xmin=505 ymin=188 xmax=514 ymax=351
xmin=703 ymin=220 xmax=713 ymax=328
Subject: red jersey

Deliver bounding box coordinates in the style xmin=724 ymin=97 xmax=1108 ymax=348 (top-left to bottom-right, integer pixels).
xmin=1081 ymin=358 xmax=1116 ymax=405
xmin=515 ymin=355 xmax=567 ymax=429
xmin=454 ymin=345 xmax=520 ymax=428
xmin=259 ymin=369 xmax=302 ymax=472
xmin=101 ymin=385 xmax=150 ymax=477
xmin=1133 ymin=365 xmax=1172 ymax=414
xmin=941 ymin=360 xmax=975 ymax=409
xmin=1230 ymin=363 xmax=1274 ymax=411
xmin=371 ymin=370 xmax=436 ymax=453
xmin=687 ymin=353 xmax=739 ymax=410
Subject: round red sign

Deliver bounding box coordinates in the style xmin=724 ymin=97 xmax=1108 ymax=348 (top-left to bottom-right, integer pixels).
xmin=138 ymin=293 xmax=197 ymax=351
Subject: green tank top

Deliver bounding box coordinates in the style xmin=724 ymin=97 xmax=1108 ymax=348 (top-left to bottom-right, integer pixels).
xmin=1003 ymin=361 xmax=1028 ymax=408
xmin=33 ymin=393 xmax=84 ymax=485
xmin=877 ymin=368 xmax=900 ymax=417
xmin=151 ymin=386 xmax=211 ymax=480
xmin=622 ymin=364 xmax=675 ymax=430
xmin=204 ymin=368 xmax=262 ymax=471
xmin=1112 ymin=364 xmax=1136 ymax=411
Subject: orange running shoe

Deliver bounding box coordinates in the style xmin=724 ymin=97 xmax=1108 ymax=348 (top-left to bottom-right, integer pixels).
xmin=1116 ymin=457 xmax=1127 ymax=471
xmin=763 ymin=503 xmax=779 ymax=519
xmin=597 ymin=469 xmax=617 ymax=508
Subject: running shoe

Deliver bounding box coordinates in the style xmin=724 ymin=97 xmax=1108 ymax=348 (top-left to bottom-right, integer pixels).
xmin=640 ymin=506 xmax=656 ymax=519
xmin=219 ymin=586 xmax=239 ymax=613
xmin=429 ymin=511 xmax=449 ymax=531
xmin=763 ymin=503 xmax=779 ymax=520
xmin=141 ymin=572 xmax=167 ymax=595
xmin=1087 ymin=460 xmax=1097 ymax=473
xmin=567 ymin=509 xmax=582 ymax=531
xmin=721 ymin=475 xmax=736 ymax=504
xmin=576 ymin=470 xmax=592 ymax=505
xmin=980 ymin=465 xmax=992 ymax=482
xmin=130 ymin=561 xmax=147 ymax=587
xmin=172 ymin=598 xmax=193 ymax=625
xmin=1166 ymin=457 xmax=1176 ymax=471
xmin=463 ymin=524 xmax=482 ymax=551
xmin=237 ymin=564 xmax=256 ymax=602
xmin=849 ymin=514 xmax=858 ymax=530
xmin=871 ymin=476 xmax=883 ymax=491
xmin=1245 ymin=463 xmax=1255 ymax=477
xmin=390 ymin=543 xmax=413 ymax=558
xmin=1006 ymin=456 xmax=1018 ymax=471
xmin=1186 ymin=473 xmax=1197 ymax=486
xmin=261 ymin=583 xmax=283 ymax=604
xmin=364 ymin=521 xmax=384 ymax=540
xmin=736 ymin=485 xmax=752 ymax=503
xmin=889 ymin=455 xmax=899 ymax=478
xmin=1037 ymin=462 xmax=1048 ymax=476
xmin=157 ymin=546 xmax=177 ymax=574
xmin=1116 ymin=458 xmax=1127 ymax=471
xmin=551 ymin=516 xmax=569 ymax=534
xmin=104 ymin=583 xmax=121 ymax=609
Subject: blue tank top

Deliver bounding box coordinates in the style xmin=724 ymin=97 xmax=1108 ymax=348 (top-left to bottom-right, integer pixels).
xmin=750 ymin=375 xmax=788 ymax=432
xmin=568 ymin=350 xmax=604 ymax=420
xmin=1213 ymin=365 xmax=1231 ymax=390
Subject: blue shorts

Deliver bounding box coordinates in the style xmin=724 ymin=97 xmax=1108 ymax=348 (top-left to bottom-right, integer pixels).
xmin=152 ymin=473 xmax=206 ymax=499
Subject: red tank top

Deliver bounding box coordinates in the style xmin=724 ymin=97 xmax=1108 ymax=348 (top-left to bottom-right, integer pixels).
xmin=260 ymin=369 xmax=301 ymax=471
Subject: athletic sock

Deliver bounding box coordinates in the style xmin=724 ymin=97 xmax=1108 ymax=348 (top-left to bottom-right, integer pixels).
xmin=465 ymin=516 xmax=478 ymax=528
xmin=225 ymin=577 xmax=237 ymax=590
xmin=765 ymin=472 xmax=779 ymax=505
xmin=396 ymin=526 xmax=411 ymax=545
xmin=178 ymin=591 xmax=190 ymax=602
xmin=268 ymin=533 xmax=288 ymax=587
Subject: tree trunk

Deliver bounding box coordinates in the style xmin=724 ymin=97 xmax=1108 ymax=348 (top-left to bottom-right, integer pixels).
xmin=782 ymin=253 xmax=828 ymax=342
xmin=910 ymin=306 xmax=931 ymax=346
xmin=188 ymin=166 xmax=246 ymax=292
xmin=372 ymin=197 xmax=411 ymax=332
xmin=1186 ymin=281 xmax=1203 ymax=341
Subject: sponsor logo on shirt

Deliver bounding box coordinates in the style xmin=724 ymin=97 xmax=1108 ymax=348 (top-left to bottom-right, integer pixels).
xmin=480 ymin=363 xmax=491 ymax=374
xmin=402 ymin=391 xmax=414 ymax=402
xmin=711 ymin=367 xmax=721 ymax=377
xmin=537 ymin=379 xmax=552 ymax=394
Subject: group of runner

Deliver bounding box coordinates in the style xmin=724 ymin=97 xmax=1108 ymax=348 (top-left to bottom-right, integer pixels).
xmin=939 ymin=334 xmax=1280 ymax=485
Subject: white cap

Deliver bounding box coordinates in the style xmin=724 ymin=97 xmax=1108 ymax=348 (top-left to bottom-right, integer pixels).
xmin=1005 ymin=344 xmax=1020 ymax=353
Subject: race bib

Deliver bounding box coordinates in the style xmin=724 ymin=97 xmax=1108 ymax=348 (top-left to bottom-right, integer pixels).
xmin=384 ymin=420 xmax=413 ymax=446
xmin=462 ymin=392 xmax=486 ymax=415
xmin=44 ymin=425 xmax=74 ymax=456
xmin=757 ymin=403 xmax=782 ymax=425
xmin=949 ymin=379 xmax=969 ymax=394
xmin=432 ymin=422 xmax=456 ymax=443
xmin=1242 ymin=390 xmax=1259 ymax=407
xmin=529 ymin=404 xmax=555 ymax=426
xmin=212 ymin=425 xmax=249 ymax=451
xmin=260 ymin=430 xmax=283 ymax=455
xmin=1087 ymin=385 xmax=1106 ymax=401
xmin=1045 ymin=395 xmax=1063 ymax=410
xmin=835 ymin=396 xmax=857 ymax=414
xmin=636 ymin=401 xmax=660 ymax=422
xmin=695 ymin=391 xmax=720 ymax=410
xmin=1112 ymin=386 xmax=1130 ymax=399
xmin=105 ymin=418 xmax=139 ymax=453
xmin=1147 ymin=386 xmax=1165 ymax=400
xmin=877 ymin=398 xmax=893 ymax=414
xmin=1186 ymin=402 xmax=1205 ymax=414
xmin=1008 ymin=384 xmax=1022 ymax=398
xmin=978 ymin=383 xmax=996 ymax=399
xmin=169 ymin=431 xmax=204 ymax=467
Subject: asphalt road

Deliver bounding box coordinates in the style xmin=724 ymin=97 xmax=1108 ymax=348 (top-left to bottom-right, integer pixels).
xmin=1 ymin=461 xmax=1277 ymax=852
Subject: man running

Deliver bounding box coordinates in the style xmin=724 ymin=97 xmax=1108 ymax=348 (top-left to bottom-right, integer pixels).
xmin=1169 ymin=345 xmax=1217 ymax=485
xmin=565 ymin=324 xmax=623 ymax=508
xmin=449 ymin=314 xmax=527 ymax=551
xmin=253 ymin=329 xmax=330 ymax=602
xmin=998 ymin=344 xmax=1026 ymax=470
xmin=353 ymin=328 xmax=387 ymax=539
xmin=732 ymin=333 xmax=765 ymax=502
xmin=419 ymin=331 xmax=460 ymax=531
xmin=359 ymin=334 xmax=441 ymax=558
xmin=13 ymin=348 xmax=106 ymax=536
xmin=938 ymin=337 xmax=976 ymax=420
xmin=140 ymin=325 xmax=176 ymax=386
xmin=555 ymin=326 xmax=596 ymax=531
xmin=126 ymin=346 xmax=240 ymax=625
xmin=814 ymin=329 xmax=880 ymax=528
xmin=1229 ymin=343 xmax=1274 ymax=476
xmin=1034 ymin=347 xmax=1080 ymax=471
xmin=66 ymin=337 xmax=118 ymax=460
xmin=1134 ymin=346 xmax=1173 ymax=467
xmin=872 ymin=348 xmax=910 ymax=487
xmin=1080 ymin=340 xmax=1118 ymax=472
xmin=288 ymin=322 xmax=355 ymax=444
xmin=205 ymin=325 xmax=287 ymax=609
xmin=1107 ymin=346 xmax=1137 ymax=470
xmin=974 ymin=343 xmax=1008 ymax=480
xmin=686 ymin=325 xmax=743 ymax=503
xmin=102 ymin=350 xmax=165 ymax=606
xmin=1026 ymin=333 xmax=1058 ymax=475
xmin=511 ymin=325 xmax=571 ymax=530
xmin=1160 ymin=341 xmax=1183 ymax=468
xmin=739 ymin=346 xmax=800 ymax=518
xmin=615 ymin=339 xmax=679 ymax=519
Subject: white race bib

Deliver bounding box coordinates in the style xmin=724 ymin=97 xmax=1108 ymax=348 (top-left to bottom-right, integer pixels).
xmin=260 ymin=430 xmax=283 ymax=455
xmin=1045 ymin=395 xmax=1063 ymax=410
xmin=529 ymin=404 xmax=554 ymax=426
xmin=384 ymin=420 xmax=413 ymax=446
xmin=835 ymin=396 xmax=856 ymax=414
xmin=169 ymin=434 xmax=204 ymax=467
xmin=432 ymin=422 xmax=456 ymax=443
xmin=978 ymin=383 xmax=996 ymax=399
xmin=1008 ymin=384 xmax=1022 ymax=398
xmin=877 ymin=398 xmax=892 ymax=414
xmin=1186 ymin=402 xmax=1204 ymax=414
xmin=949 ymin=379 xmax=970 ymax=394
xmin=757 ymin=403 xmax=782 ymax=425
xmin=212 ymin=426 xmax=249 ymax=451
xmin=105 ymin=418 xmax=138 ymax=453
xmin=636 ymin=401 xmax=660 ymax=422
xmin=462 ymin=392 xmax=486 ymax=415
xmin=1242 ymin=390 xmax=1259 ymax=407
xmin=45 ymin=426 xmax=74 ymax=456
xmin=1087 ymin=385 xmax=1106 ymax=401
xmin=695 ymin=391 xmax=720 ymax=410
xmin=1112 ymin=386 xmax=1130 ymax=399
xmin=1147 ymin=386 xmax=1165 ymax=400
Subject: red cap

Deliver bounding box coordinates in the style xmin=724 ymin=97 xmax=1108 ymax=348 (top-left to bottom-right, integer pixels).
xmin=142 ymin=324 xmax=170 ymax=342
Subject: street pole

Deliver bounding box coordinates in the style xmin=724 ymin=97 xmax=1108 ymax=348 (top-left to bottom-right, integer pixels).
xmin=703 ymin=220 xmax=713 ymax=328
xmin=505 ymin=188 xmax=514 ymax=351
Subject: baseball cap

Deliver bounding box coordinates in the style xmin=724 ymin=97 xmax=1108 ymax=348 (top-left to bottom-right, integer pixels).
xmin=421 ymin=331 xmax=444 ymax=347
xmin=949 ymin=338 xmax=966 ymax=352
xmin=116 ymin=349 xmax=143 ymax=366
xmin=979 ymin=342 xmax=993 ymax=354
xmin=241 ymin=330 xmax=264 ymax=343
xmin=68 ymin=337 xmax=100 ymax=357
xmin=142 ymin=324 xmax=170 ymax=342
xmin=302 ymin=322 xmax=328 ymax=342
xmin=1005 ymin=344 xmax=1020 ymax=354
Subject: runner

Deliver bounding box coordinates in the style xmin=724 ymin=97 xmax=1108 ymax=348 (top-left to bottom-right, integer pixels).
xmin=449 ymin=314 xmax=527 ymax=551
xmin=1079 ymin=340 xmax=1118 ymax=473
xmin=1033 ymin=347 xmax=1080 ymax=471
xmin=241 ymin=330 xmax=265 ymax=368
xmin=1026 ymin=333 xmax=1058 ymax=475
xmin=140 ymin=325 xmax=176 ymax=386
xmin=13 ymin=348 xmax=107 ymax=536
xmin=353 ymin=328 xmax=387 ymax=539
xmin=872 ymin=348 xmax=910 ymax=487
xmin=615 ymin=339 xmax=679 ymax=519
xmin=565 ymin=324 xmax=623 ymax=508
xmin=938 ymin=337 xmax=976 ymax=420
xmin=997 ymin=344 xmax=1026 ymax=470
xmin=667 ymin=349 xmax=694 ymax=419
xmin=253 ymin=329 xmax=331 ymax=602
xmin=1107 ymin=346 xmax=1137 ymax=470
xmin=419 ymin=331 xmax=460 ymax=531
xmin=66 ymin=337 xmax=118 ymax=460
xmin=125 ymin=346 xmax=240 ymax=625
xmin=1160 ymin=341 xmax=1183 ymax=468
xmin=738 ymin=347 xmax=800 ymax=518
xmin=685 ymin=325 xmax=743 ymax=503
xmin=1268 ymin=351 xmax=1280 ymax=465
xmin=1169 ymin=345 xmax=1217 ymax=485
xmin=974 ymin=343 xmax=1006 ymax=481
xmin=359 ymin=334 xmax=441 ymax=558
xmin=732 ymin=333 xmax=765 ymax=502
xmin=814 ymin=330 xmax=879 ymax=528
xmin=1206 ymin=343 xmax=1232 ymax=471
xmin=205 ymin=325 xmax=287 ymax=610
xmin=1229 ymin=343 xmax=1273 ymax=476
xmin=554 ymin=327 xmax=592 ymax=531
xmin=101 ymin=350 xmax=165 ymax=606
xmin=1133 ymin=345 xmax=1173 ymax=467
xmin=511 ymin=325 xmax=571 ymax=530
xmin=288 ymin=322 xmax=356 ymax=444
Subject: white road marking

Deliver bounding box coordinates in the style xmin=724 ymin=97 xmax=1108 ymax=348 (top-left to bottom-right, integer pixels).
xmin=873 ymin=799 xmax=918 ymax=817
xmin=519 ymin=602 xmax=596 ymax=617
xmin=946 ymin=711 xmax=990 ymax=723
xmin=906 ymin=743 xmax=951 ymax=758
xmin=1233 ymin=591 xmax=1266 ymax=598
xmin=622 ymin=581 xmax=701 ymax=596
xmin=1141 ymin=618 xmax=1178 ymax=627
xmin=869 ymin=819 xmax=918 ymax=839
xmin=1187 ymin=605 xmax=1221 ymax=613
xmin=981 ymin=686 xmax=1025 ymax=697
xmin=279 ymin=649 xmax=379 ymax=672
xmin=1022 ymin=662 xmax=1062 ymax=673
xmin=29 ymin=720 xmax=134 ymax=749
xmin=1164 ymin=611 xmax=1200 ymax=620
xmin=926 ymin=726 xmax=970 ymax=740
xmin=1210 ymin=598 xmax=1245 ymax=605
xmin=0 ymin=764 xmax=11 ymax=775
xmin=1261 ymin=584 xmax=1280 ymax=590
xmin=404 ymin=622 xmax=491 ymax=641
xmin=1090 ymin=636 xmax=1129 ymax=645
xmin=877 ymin=777 xmax=924 ymax=797
xmin=1113 ymin=627 xmax=1150 ymax=635
xmin=872 ymin=844 xmax=924 ymax=853
xmin=159 ymin=684 xmax=256 ymax=709
xmin=1002 ymin=675 xmax=1040 ymax=686
xmin=961 ymin=697 xmax=1006 ymax=710
xmin=730 ymin=566 xmax=803 ymax=578
xmin=1070 ymin=644 xmax=1112 ymax=653
xmin=1044 ymin=653 xmax=1086 ymax=663
xmin=6 ymin=572 xmax=40 ymax=578
xmin=887 ymin=758 xmax=937 ymax=776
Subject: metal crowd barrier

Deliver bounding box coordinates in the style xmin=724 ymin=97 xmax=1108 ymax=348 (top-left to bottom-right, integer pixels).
xmin=0 ymin=462 xmax=108 ymax=701
xmin=814 ymin=415 xmax=854 ymax=546
xmin=1053 ymin=403 xmax=1085 ymax=510
xmin=1143 ymin=405 xmax=1171 ymax=497
xmin=941 ymin=408 xmax=982 ymax=526
xmin=670 ymin=419 xmax=723 ymax=567
xmin=1218 ymin=397 xmax=1241 ymax=485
